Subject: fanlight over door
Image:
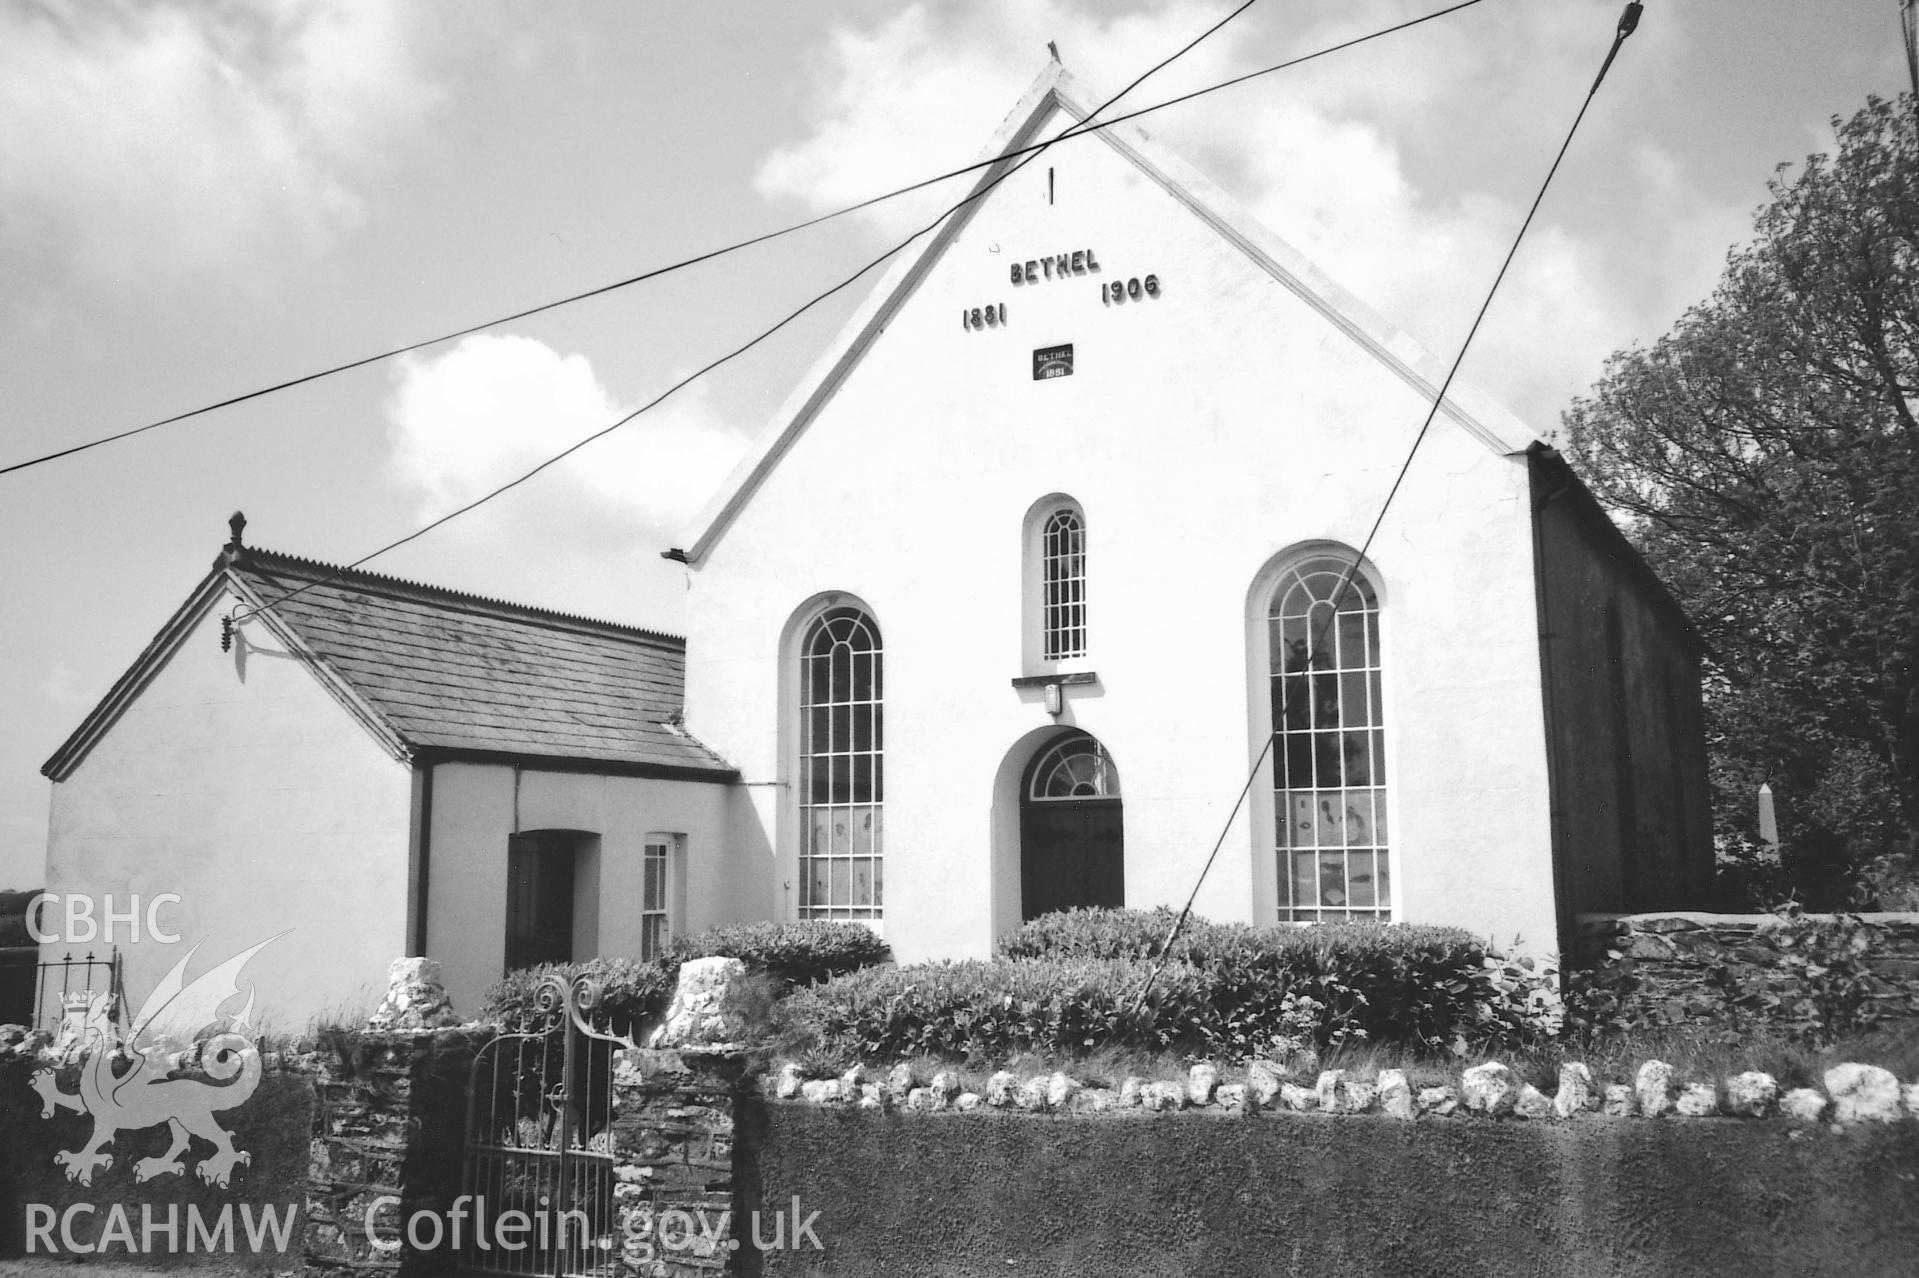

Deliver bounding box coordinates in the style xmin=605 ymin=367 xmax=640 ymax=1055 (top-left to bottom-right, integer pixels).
xmin=1019 ymin=732 xmax=1124 ymax=921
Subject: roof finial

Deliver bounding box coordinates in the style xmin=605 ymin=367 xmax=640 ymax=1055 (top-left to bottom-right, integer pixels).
xmin=1047 ymin=40 xmax=1061 ymax=63
xmin=227 ymin=510 xmax=247 ymax=551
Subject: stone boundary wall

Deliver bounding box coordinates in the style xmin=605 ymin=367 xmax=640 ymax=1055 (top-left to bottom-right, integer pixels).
xmin=1575 ymin=911 xmax=1919 ymax=1028
xmin=721 ymin=1054 xmax=1919 ymax=1276
xmin=296 ymin=1033 xmax=748 ymax=1278
xmin=610 ymin=1048 xmax=747 ymax=1276
xmin=292 ymin=1028 xmax=489 ymax=1278
xmin=745 ymin=1096 xmax=1919 ymax=1278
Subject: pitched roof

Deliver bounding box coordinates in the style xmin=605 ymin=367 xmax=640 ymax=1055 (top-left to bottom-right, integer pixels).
xmin=675 ymin=61 xmax=1536 ymax=565
xmin=43 ymin=542 xmax=737 ymax=782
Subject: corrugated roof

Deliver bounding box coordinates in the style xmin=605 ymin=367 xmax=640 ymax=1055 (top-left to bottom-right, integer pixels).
xmin=224 ymin=547 xmax=736 ymax=776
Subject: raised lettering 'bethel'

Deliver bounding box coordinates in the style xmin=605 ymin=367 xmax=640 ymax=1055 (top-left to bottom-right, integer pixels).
xmin=1011 ymin=250 xmax=1099 ymax=284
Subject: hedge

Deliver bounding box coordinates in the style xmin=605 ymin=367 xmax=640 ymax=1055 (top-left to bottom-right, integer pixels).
xmin=667 ymin=920 xmax=891 ymax=988
xmin=480 ymin=921 xmax=892 ymax=1033
xmin=786 ymin=909 xmax=1559 ymax=1062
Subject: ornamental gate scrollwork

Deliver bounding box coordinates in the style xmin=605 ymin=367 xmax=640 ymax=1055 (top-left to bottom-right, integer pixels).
xmin=461 ymin=972 xmax=640 ymax=1278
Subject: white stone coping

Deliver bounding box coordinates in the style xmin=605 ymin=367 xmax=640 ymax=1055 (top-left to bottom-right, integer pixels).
xmin=766 ymin=1058 xmax=1919 ymax=1126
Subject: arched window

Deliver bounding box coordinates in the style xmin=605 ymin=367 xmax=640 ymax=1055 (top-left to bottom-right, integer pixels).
xmin=1028 ymin=732 xmax=1121 ymax=801
xmin=798 ymin=606 xmax=883 ymax=920
xmin=1041 ymin=506 xmax=1087 ymax=659
xmin=1266 ymin=554 xmax=1388 ymax=922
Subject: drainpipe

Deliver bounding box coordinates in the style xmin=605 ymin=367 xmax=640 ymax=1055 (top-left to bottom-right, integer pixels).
xmin=410 ymin=761 xmax=435 ymax=957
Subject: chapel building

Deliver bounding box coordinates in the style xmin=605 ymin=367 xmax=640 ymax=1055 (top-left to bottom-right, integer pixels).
xmin=38 ymin=63 xmax=1709 ymax=1025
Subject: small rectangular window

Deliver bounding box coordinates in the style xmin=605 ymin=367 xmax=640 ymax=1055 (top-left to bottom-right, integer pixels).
xmin=640 ymin=835 xmax=677 ymax=959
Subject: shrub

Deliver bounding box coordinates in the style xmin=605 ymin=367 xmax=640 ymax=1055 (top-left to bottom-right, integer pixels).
xmin=1707 ymin=832 xmax=1799 ymax=911
xmin=482 ymin=956 xmax=676 ymax=1039
xmin=781 ymin=958 xmax=1202 ymax=1062
xmin=789 ymin=911 xmax=1550 ymax=1062
xmin=669 ymin=920 xmax=891 ymax=988
xmin=996 ymin=907 xmax=1184 ymax=961
xmin=1852 ymin=850 xmax=1919 ymax=911
xmin=998 ymin=908 xmax=1520 ymax=1054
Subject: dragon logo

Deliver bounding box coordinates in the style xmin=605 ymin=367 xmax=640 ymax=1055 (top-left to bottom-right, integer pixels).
xmin=30 ymin=935 xmax=279 ymax=1188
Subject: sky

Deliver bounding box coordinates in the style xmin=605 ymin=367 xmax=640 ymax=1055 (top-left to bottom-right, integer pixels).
xmin=0 ymin=0 xmax=1906 ymax=887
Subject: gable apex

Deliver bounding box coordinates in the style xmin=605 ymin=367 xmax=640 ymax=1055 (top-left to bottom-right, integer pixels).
xmin=38 ymin=561 xmax=411 ymax=783
xmin=678 ymin=59 xmax=1535 ymax=565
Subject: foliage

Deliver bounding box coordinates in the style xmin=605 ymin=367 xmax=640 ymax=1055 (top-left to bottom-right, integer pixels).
xmin=669 ymin=920 xmax=891 ymax=988
xmin=996 ymin=905 xmax=1185 ymax=961
xmin=482 ymin=956 xmax=677 ymax=1038
xmin=782 ymin=958 xmax=1180 ymax=1062
xmin=1562 ymin=909 xmax=1905 ymax=1047
xmin=788 ymin=909 xmax=1558 ymax=1064
xmin=1469 ymin=952 xmax=1566 ymax=1050
xmin=1706 ymin=832 xmax=1800 ymax=911
xmin=1705 ymin=910 xmax=1894 ymax=1043
xmin=1563 ymin=92 xmax=1919 ymax=904
xmin=998 ymin=907 xmax=1540 ymax=1051
xmin=479 ymin=922 xmax=888 ymax=1037
xmin=1851 ymin=850 xmax=1919 ymax=911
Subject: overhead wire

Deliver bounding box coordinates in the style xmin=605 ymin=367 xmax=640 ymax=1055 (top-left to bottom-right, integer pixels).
xmin=222 ymin=0 xmax=1268 ymax=627
xmin=1128 ymin=1 xmax=1648 ymax=1014
xmin=0 ymin=0 xmax=1492 ymax=480
xmin=226 ymin=0 xmax=1520 ymax=628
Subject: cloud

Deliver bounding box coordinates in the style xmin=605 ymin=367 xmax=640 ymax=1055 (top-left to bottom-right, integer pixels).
xmin=0 ymin=0 xmax=438 ymax=284
xmin=754 ymin=2 xmax=1252 ymax=230
xmin=752 ymin=0 xmax=1741 ymax=431
xmin=384 ymin=333 xmax=751 ymax=535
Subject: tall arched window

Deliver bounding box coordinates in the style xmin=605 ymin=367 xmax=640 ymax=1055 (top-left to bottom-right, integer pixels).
xmin=799 ymin=606 xmax=883 ymax=920
xmin=1041 ymin=505 xmax=1086 ymax=659
xmin=1266 ymin=554 xmax=1388 ymax=921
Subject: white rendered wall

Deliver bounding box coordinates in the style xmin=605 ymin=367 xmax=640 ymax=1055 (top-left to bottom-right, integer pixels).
xmin=681 ymin=105 xmax=1558 ymax=960
xmin=42 ymin=592 xmax=413 ymax=1032
xmin=425 ymin=763 xmax=740 ymax=1017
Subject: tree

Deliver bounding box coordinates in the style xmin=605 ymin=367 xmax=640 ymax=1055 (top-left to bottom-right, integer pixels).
xmin=1563 ymin=94 xmax=1918 ymax=906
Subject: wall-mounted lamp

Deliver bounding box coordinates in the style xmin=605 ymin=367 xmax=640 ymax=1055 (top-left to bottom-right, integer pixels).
xmin=1010 ymin=670 xmax=1095 ymax=713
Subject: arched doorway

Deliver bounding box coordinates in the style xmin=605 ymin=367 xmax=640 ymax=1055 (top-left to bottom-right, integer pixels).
xmin=1019 ymin=732 xmax=1124 ymax=921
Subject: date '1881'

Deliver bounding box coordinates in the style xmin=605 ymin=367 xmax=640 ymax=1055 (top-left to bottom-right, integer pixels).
xmin=962 ymin=302 xmax=1007 ymax=330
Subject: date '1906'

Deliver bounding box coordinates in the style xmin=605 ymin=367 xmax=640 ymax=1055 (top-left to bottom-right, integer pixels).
xmin=1102 ymin=275 xmax=1160 ymax=305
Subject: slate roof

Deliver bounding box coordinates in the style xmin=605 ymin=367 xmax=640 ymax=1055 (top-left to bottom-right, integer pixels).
xmin=43 ymin=542 xmax=737 ymax=781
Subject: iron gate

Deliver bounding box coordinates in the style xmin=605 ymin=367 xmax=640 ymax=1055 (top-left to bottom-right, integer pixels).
xmin=462 ymin=972 xmax=638 ymax=1277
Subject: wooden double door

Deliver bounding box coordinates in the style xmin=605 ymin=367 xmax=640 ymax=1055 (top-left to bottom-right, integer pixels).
xmin=1019 ymin=796 xmax=1125 ymax=921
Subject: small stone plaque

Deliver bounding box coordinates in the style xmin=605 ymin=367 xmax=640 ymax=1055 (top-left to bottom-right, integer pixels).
xmin=1033 ymin=343 xmax=1074 ymax=379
